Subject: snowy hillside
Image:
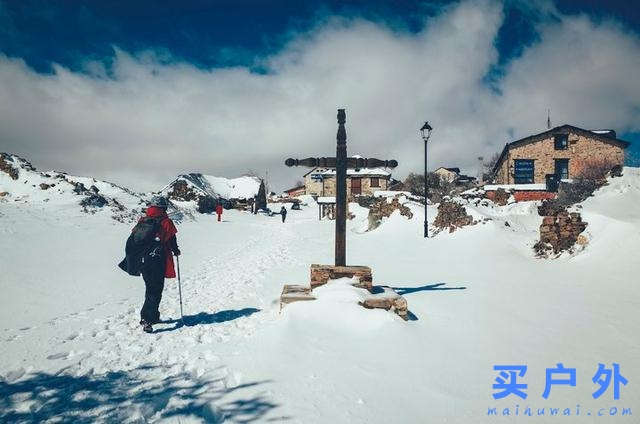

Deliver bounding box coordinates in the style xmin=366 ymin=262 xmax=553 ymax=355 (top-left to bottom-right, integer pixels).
xmin=1 ymin=166 xmax=639 ymax=422
xmin=0 ymin=153 xmax=147 ymax=222
xmin=160 ymin=173 xmax=260 ymax=202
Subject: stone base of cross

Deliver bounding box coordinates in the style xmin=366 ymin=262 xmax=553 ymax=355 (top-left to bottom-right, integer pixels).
xmin=279 ymin=263 xmax=409 ymax=321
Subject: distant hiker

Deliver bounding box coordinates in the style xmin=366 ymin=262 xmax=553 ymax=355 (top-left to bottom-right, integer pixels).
xmin=216 ymin=203 xmax=223 ymax=222
xmin=280 ymin=205 xmax=287 ymax=223
xmin=118 ymin=196 xmax=180 ymax=333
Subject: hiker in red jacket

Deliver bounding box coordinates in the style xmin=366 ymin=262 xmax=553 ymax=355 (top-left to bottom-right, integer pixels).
xmin=216 ymin=203 xmax=223 ymax=222
xmin=139 ymin=196 xmax=180 ymax=332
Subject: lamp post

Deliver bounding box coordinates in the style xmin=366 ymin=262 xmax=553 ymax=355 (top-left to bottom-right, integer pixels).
xmin=420 ymin=121 xmax=433 ymax=238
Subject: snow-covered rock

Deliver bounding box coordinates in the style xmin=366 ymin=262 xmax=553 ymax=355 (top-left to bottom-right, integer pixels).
xmin=0 ymin=152 xmax=146 ymax=222
xmin=159 ymin=172 xmax=261 ymax=212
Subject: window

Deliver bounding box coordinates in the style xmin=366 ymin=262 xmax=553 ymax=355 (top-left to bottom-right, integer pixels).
xmin=554 ymin=134 xmax=568 ymax=150
xmin=351 ymin=177 xmax=362 ymax=195
xmin=370 ymin=177 xmax=380 ymax=187
xmin=555 ymin=159 xmax=569 ymax=180
xmin=514 ymin=159 xmax=535 ymax=184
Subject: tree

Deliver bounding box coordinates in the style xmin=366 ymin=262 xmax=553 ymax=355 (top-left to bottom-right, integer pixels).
xmin=255 ymin=179 xmax=267 ymax=211
xmin=403 ymin=172 xmax=425 ymax=197
xmin=403 ymin=172 xmax=453 ymax=202
xmin=482 ymin=152 xmax=501 ymax=182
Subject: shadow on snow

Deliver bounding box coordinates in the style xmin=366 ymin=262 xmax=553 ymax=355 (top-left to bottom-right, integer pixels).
xmin=373 ymin=283 xmax=467 ymax=321
xmin=389 ymin=283 xmax=467 ymax=296
xmin=0 ymin=365 xmax=285 ymax=423
xmin=154 ymin=308 xmax=261 ymax=333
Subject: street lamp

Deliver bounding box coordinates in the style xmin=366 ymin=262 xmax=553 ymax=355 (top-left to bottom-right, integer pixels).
xmin=420 ymin=121 xmax=433 ymax=238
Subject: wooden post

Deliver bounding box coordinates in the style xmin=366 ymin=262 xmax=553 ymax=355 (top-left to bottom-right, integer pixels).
xmin=335 ymin=109 xmax=347 ymax=266
xmin=283 ymin=110 xmax=397 ymax=267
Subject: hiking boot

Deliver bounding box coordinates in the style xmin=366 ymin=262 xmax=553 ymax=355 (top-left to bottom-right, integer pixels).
xmin=140 ymin=319 xmax=153 ymax=333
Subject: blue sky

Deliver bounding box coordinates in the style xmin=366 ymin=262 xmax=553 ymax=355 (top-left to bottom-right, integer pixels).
xmin=1 ymin=0 xmax=639 ymax=189
xmin=2 ymin=0 xmax=639 ymax=74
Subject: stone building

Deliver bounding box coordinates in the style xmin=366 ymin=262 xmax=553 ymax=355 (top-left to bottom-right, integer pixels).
xmin=434 ymin=167 xmax=460 ymax=183
xmin=303 ymin=163 xmax=392 ymax=198
xmin=493 ymin=125 xmax=630 ymax=185
xmin=283 ymin=185 xmax=305 ymax=197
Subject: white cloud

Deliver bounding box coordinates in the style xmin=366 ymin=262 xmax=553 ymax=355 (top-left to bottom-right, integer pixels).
xmin=0 ymin=0 xmax=638 ymax=191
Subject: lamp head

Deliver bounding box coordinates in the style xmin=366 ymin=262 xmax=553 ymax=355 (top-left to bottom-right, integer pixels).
xmin=420 ymin=121 xmax=433 ymax=141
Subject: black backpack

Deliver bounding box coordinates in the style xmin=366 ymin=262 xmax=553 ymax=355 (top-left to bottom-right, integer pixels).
xmin=118 ymin=217 xmax=164 ymax=276
xmin=132 ymin=216 xmax=162 ymax=246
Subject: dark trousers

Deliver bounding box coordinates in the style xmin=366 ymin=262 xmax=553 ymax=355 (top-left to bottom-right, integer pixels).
xmin=141 ymin=264 xmax=165 ymax=323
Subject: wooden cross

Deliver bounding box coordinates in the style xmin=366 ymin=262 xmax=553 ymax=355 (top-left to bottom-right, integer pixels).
xmin=285 ymin=109 xmax=398 ymax=266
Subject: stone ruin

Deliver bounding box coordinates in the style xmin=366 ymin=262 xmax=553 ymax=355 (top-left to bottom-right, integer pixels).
xmin=280 ymin=264 xmax=410 ymax=320
xmin=365 ymin=195 xmax=413 ymax=231
xmin=433 ymin=200 xmax=475 ymax=234
xmin=534 ymin=211 xmax=588 ymax=257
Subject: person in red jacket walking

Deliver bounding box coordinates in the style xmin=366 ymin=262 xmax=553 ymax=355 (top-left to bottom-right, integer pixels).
xmin=216 ymin=203 xmax=223 ymax=222
xmin=139 ymin=196 xmax=180 ymax=333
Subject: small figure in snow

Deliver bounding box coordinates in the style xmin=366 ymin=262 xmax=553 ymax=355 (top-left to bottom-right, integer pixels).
xmin=280 ymin=205 xmax=287 ymax=223
xmin=119 ymin=196 xmax=180 ymax=333
xmin=216 ymin=203 xmax=223 ymax=222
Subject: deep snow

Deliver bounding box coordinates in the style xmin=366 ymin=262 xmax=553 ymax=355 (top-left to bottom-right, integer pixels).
xmin=1 ymin=167 xmax=639 ymax=423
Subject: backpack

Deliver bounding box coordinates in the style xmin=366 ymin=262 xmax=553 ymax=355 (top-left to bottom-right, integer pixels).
xmin=118 ymin=217 xmax=164 ymax=276
xmin=132 ymin=216 xmax=162 ymax=246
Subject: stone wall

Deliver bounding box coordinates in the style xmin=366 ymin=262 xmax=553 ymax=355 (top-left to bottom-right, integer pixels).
xmin=310 ymin=264 xmax=373 ymax=289
xmin=485 ymin=189 xmax=556 ymax=204
xmin=534 ymin=211 xmax=587 ymax=256
xmin=433 ymin=201 xmax=474 ymax=233
xmin=495 ymin=130 xmax=625 ymax=184
xmin=513 ymin=191 xmax=556 ymax=202
xmin=485 ymin=188 xmax=510 ymax=205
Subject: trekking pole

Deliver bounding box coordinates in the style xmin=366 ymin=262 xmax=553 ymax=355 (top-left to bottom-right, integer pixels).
xmin=176 ymin=255 xmax=184 ymax=324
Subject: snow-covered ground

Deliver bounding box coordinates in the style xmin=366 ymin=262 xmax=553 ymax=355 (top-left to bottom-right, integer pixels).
xmin=1 ymin=167 xmax=639 ymax=423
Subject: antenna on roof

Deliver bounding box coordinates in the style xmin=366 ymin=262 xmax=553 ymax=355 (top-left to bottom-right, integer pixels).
xmin=547 ymin=109 xmax=552 ymax=129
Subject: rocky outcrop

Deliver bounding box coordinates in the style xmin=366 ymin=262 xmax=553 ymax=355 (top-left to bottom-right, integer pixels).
xmin=168 ymin=180 xmax=199 ymax=202
xmin=366 ymin=196 xmax=413 ymax=231
xmin=80 ymin=194 xmax=108 ymax=208
xmin=1 ymin=153 xmax=21 ymax=180
xmin=534 ymin=211 xmax=587 ymax=256
xmin=433 ymin=201 xmax=474 ymax=233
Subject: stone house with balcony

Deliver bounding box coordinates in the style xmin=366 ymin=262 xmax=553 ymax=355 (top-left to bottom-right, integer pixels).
xmin=492 ymin=125 xmax=630 ymax=186
xmin=303 ymin=164 xmax=392 ymax=198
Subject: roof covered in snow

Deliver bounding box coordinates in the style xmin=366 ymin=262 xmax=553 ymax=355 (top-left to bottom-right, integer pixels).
xmin=435 ymin=167 xmax=460 ymax=174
